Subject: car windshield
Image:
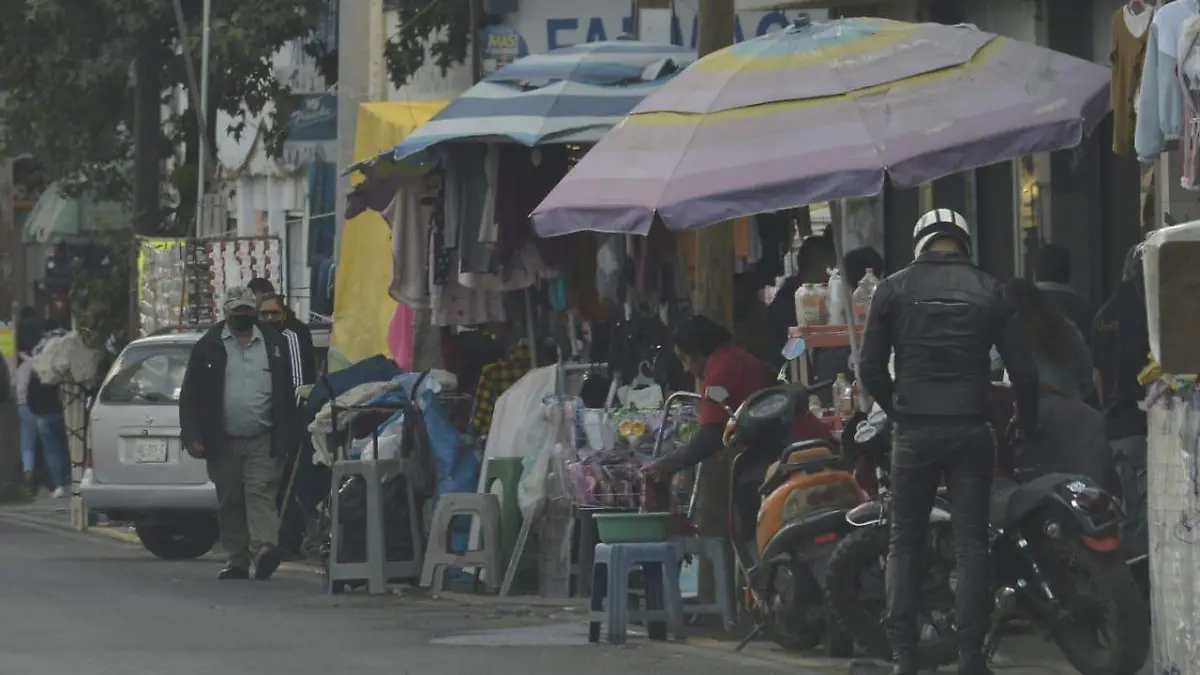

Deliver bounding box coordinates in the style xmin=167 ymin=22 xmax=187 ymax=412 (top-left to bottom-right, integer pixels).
xmin=99 ymin=344 xmax=192 ymax=405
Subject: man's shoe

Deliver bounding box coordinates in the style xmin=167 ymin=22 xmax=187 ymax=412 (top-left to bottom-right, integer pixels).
xmin=958 ymin=652 xmax=994 ymax=675
xmin=254 ymin=547 xmax=282 ymax=580
xmin=218 ymin=566 xmax=250 ymax=580
xmin=892 ymin=652 xmax=919 ymax=675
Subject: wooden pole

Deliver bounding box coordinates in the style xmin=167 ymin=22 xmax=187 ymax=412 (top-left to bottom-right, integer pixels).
xmin=692 ymin=0 xmax=736 ymax=608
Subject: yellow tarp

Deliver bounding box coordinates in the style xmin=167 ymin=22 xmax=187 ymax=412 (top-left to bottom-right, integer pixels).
xmin=331 ymin=100 xmax=448 ymax=363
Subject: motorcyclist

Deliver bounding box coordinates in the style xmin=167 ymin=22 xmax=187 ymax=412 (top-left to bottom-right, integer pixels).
xmin=643 ymin=313 xmax=832 ymax=537
xmin=858 ymin=209 xmax=1040 ymax=675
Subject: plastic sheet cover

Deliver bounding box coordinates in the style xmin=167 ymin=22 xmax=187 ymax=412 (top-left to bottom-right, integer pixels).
xmin=1147 ymin=388 xmax=1200 ymax=675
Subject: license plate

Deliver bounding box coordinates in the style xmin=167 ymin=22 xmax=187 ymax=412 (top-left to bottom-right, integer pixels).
xmin=134 ymin=439 xmax=168 ymax=463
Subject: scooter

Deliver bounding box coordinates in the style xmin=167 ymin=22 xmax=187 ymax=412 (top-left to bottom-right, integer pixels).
xmin=701 ymin=379 xmax=862 ymax=655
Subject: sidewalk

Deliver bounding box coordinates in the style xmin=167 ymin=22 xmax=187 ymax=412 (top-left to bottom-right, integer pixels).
xmin=0 ymin=495 xmax=1088 ymax=675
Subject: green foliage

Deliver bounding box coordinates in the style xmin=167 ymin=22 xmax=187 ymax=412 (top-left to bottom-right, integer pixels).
xmin=0 ymin=0 xmax=473 ymax=227
xmin=384 ymin=0 xmax=471 ymax=88
xmin=68 ymin=230 xmax=136 ymax=350
xmin=0 ymin=0 xmax=331 ymax=229
xmin=302 ymin=0 xmax=472 ymax=90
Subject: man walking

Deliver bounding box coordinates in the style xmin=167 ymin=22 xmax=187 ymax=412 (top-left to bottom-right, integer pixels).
xmin=179 ymin=287 xmax=296 ymax=580
xmin=859 ymin=209 xmax=1041 ymax=675
xmin=248 ymin=278 xmax=315 ymax=387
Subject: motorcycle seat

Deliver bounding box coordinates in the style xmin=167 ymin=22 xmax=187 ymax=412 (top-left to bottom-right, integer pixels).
xmin=989 ymin=472 xmax=1092 ymax=529
xmin=759 ymin=447 xmax=841 ymax=496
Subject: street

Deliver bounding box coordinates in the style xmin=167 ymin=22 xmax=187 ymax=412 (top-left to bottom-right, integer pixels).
xmin=0 ymin=513 xmax=804 ymax=675
xmin=0 ymin=503 xmax=1101 ymax=675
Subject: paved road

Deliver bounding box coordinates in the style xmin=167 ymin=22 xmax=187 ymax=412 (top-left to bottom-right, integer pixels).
xmin=0 ymin=515 xmax=801 ymax=675
xmin=0 ymin=506 xmax=1143 ymax=675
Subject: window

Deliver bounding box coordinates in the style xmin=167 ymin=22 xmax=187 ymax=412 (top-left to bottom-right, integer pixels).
xmin=100 ymin=345 xmax=192 ymax=405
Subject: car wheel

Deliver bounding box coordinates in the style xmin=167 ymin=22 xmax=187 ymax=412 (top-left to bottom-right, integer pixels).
xmin=135 ymin=518 xmax=219 ymax=560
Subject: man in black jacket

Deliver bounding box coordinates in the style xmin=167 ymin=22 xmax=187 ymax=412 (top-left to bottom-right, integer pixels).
xmin=859 ymin=209 xmax=1041 ymax=675
xmin=179 ymin=287 xmax=297 ymax=580
xmin=248 ymin=278 xmax=315 ymax=388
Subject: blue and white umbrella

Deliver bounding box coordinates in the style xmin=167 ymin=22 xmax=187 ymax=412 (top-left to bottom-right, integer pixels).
xmin=386 ymin=39 xmax=697 ymax=163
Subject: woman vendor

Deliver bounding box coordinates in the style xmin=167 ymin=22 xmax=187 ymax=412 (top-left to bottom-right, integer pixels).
xmin=643 ymin=314 xmax=832 ymax=532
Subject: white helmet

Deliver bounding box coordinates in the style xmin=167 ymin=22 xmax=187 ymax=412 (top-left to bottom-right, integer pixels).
xmin=913 ymin=208 xmax=971 ymax=257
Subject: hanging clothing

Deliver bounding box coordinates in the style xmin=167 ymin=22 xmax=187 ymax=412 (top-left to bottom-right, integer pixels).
xmin=1135 ymin=0 xmax=1200 ymax=161
xmin=471 ymin=344 xmax=532 ymax=435
xmin=385 ymin=181 xmax=431 ymax=309
xmin=1178 ymin=16 xmax=1200 ymax=190
xmin=430 ymin=228 xmax=506 ymax=326
xmin=446 ymin=145 xmax=498 ymax=275
xmin=1112 ymin=5 xmax=1154 ymax=156
xmin=493 ymin=146 xmax=574 ymax=268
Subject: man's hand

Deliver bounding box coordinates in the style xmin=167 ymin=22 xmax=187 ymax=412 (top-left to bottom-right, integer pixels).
xmin=641 ymin=460 xmax=671 ymax=484
xmin=185 ymin=441 xmax=205 ymax=459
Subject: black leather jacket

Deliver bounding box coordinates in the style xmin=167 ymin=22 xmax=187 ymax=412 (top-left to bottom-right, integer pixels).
xmin=859 ymin=250 xmax=1040 ymax=432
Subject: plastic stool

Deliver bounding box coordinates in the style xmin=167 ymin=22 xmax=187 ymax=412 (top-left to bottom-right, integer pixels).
xmin=421 ymin=493 xmax=505 ymax=592
xmin=671 ymin=536 xmax=736 ymax=631
xmin=327 ymin=458 xmax=425 ymax=595
xmin=588 ymin=542 xmax=683 ymax=644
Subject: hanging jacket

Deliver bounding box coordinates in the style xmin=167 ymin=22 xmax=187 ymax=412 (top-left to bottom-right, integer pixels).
xmin=1178 ymin=16 xmax=1200 ymax=190
xmin=1136 ymin=0 xmax=1200 ymax=161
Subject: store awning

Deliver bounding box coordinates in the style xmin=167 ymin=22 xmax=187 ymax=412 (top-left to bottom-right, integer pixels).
xmin=352 ymin=100 xmax=450 ymax=178
xmin=22 ymin=181 xmax=131 ymax=244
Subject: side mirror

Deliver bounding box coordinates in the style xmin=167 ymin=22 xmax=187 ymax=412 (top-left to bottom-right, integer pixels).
xmin=704 ymin=385 xmax=730 ymax=404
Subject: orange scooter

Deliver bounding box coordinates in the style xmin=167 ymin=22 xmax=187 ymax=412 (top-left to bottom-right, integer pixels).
xmin=701 ymin=380 xmax=863 ymax=654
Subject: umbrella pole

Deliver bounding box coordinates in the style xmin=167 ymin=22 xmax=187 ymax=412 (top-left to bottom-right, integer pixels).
xmin=830 ymin=200 xmax=869 ymax=410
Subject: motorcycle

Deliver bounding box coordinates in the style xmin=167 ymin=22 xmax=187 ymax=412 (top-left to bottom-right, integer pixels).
xmin=700 ymin=378 xmax=862 ymax=655
xmin=824 ymin=408 xmax=1151 ymax=675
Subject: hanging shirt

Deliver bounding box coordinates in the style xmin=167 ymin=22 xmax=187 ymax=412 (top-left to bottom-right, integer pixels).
xmin=471 ymin=344 xmax=532 ymax=435
xmin=1135 ymin=0 xmax=1200 ymax=161
xmin=1111 ymin=5 xmax=1153 ymax=156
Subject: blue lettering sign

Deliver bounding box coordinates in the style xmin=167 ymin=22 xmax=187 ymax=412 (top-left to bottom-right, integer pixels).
xmin=545 ymin=12 xmax=792 ymax=52
xmin=757 ymin=11 xmax=789 ymax=35
xmin=547 ymin=18 xmax=578 ymax=50
xmin=586 ymin=16 xmax=607 ymax=42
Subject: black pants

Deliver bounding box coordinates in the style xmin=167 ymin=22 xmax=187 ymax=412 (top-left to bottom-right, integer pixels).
xmin=886 ymin=422 xmax=994 ymax=661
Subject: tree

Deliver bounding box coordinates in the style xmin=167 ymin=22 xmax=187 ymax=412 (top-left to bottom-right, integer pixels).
xmin=0 ymin=0 xmax=473 ymax=236
xmin=0 ymin=0 xmax=332 ymax=235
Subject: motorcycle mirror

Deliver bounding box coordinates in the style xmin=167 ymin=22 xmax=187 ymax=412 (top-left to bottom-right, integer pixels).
xmin=781 ymin=336 xmax=807 ymax=361
xmin=704 ymin=385 xmax=730 ymax=404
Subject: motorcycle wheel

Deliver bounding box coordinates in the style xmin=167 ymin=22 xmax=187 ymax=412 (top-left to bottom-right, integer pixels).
xmin=1034 ymin=538 xmax=1150 ymax=675
xmin=824 ymin=526 xmax=958 ymax=669
xmin=768 ymin=558 xmax=824 ymax=651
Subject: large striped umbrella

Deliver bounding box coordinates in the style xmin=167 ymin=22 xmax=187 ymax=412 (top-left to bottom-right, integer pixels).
xmin=531 ymin=17 xmax=1112 ymax=236
xmin=383 ymin=39 xmax=697 ymax=163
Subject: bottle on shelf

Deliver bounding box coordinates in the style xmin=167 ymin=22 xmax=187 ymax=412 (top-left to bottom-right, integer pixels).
xmin=795 ymin=283 xmax=824 ymax=326
xmin=826 ymin=267 xmax=846 ymax=326
xmin=833 ymin=373 xmax=854 ymax=416
xmin=852 ymin=268 xmax=880 ymax=326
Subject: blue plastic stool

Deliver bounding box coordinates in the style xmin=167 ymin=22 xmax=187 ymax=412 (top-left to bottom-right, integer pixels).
xmin=671 ymin=536 xmax=736 ymax=632
xmin=588 ymin=542 xmax=684 ymax=644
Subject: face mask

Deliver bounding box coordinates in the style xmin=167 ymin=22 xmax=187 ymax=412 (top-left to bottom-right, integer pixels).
xmin=228 ymin=314 xmax=255 ymax=332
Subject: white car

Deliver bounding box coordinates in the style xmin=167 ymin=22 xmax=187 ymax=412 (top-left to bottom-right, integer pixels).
xmin=82 ymin=324 xmax=329 ymax=560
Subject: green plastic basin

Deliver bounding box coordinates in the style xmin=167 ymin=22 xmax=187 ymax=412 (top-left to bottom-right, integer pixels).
xmin=593 ymin=511 xmax=671 ymax=544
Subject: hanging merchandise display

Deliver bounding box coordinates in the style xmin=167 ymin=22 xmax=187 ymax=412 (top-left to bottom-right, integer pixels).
xmin=1135 ymin=0 xmax=1198 ymax=162
xmin=1112 ymin=2 xmax=1155 ymax=156
xmin=136 ymin=236 xmax=284 ymax=336
xmin=1178 ymin=17 xmax=1200 ymax=189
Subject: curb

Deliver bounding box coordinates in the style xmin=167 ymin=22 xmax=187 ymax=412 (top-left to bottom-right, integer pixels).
xmin=0 ymin=509 xmax=322 ymax=576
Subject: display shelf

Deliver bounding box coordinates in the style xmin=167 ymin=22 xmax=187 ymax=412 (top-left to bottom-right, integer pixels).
xmin=788 ymin=324 xmax=864 ymax=350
